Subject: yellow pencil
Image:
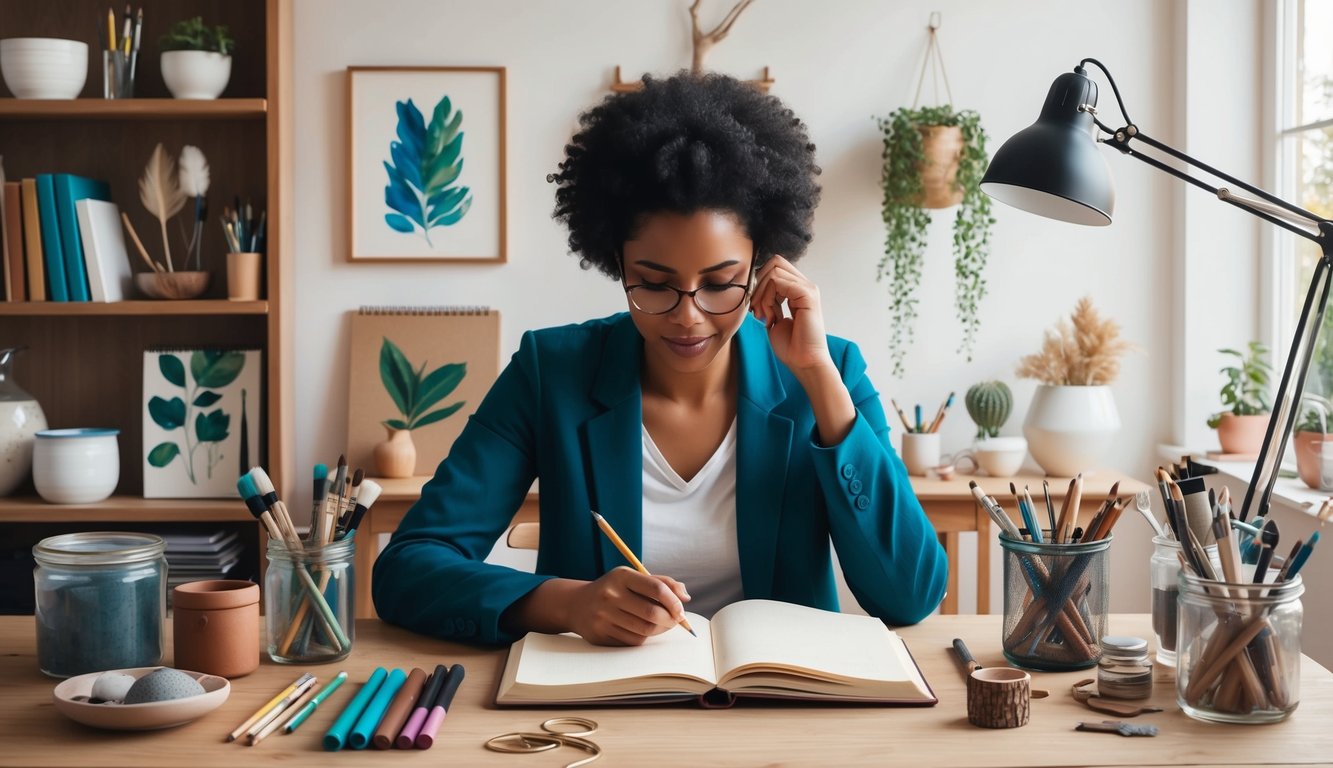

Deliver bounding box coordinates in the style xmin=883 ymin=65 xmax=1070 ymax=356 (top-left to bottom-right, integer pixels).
xmin=106 ymin=8 xmax=117 ymax=51
xmin=226 ymin=673 xmax=314 ymax=742
xmin=590 ymin=511 xmax=697 ymax=637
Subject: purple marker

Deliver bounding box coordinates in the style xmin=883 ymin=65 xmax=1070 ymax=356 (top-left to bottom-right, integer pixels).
xmin=394 ymin=664 xmax=446 ymax=749
xmin=415 ymin=664 xmax=465 ymax=749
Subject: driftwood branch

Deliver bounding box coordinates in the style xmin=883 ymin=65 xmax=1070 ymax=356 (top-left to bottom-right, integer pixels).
xmin=690 ymin=0 xmax=757 ymax=73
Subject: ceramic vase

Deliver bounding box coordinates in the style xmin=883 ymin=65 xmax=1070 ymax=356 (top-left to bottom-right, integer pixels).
xmin=374 ymin=426 xmax=416 ymax=478
xmin=160 ymin=50 xmax=231 ymax=99
xmin=1023 ymin=385 xmax=1120 ymax=477
xmin=33 ymin=428 xmax=120 ymax=504
xmin=0 ymin=347 xmax=47 ymax=495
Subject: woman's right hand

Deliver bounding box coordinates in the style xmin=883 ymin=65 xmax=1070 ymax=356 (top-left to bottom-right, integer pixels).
xmin=566 ymin=567 xmax=691 ymax=646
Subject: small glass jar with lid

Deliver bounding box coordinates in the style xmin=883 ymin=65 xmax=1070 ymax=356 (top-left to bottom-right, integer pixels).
xmin=33 ymin=532 xmax=167 ymax=678
xmin=1097 ymin=635 xmax=1154 ymax=700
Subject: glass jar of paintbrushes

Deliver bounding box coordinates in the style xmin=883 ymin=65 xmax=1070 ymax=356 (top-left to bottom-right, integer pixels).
xmin=977 ymin=477 xmax=1126 ymax=671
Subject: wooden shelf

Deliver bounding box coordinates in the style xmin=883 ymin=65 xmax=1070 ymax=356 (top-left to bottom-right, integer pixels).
xmin=0 ymin=300 xmax=268 ymax=317
xmin=0 ymin=496 xmax=255 ymax=523
xmin=0 ymin=98 xmax=267 ymax=120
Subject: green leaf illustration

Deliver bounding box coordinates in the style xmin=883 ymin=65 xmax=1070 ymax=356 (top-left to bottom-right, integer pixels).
xmin=195 ymin=409 xmax=231 ymax=443
xmin=149 ymin=396 xmax=186 ymax=430
xmin=191 ymin=350 xmax=246 ymax=389
xmin=411 ymin=362 xmax=466 ymax=419
xmin=413 ymin=401 xmax=465 ymax=429
xmin=193 ymin=391 xmax=222 ymax=407
xmin=383 ymin=95 xmax=472 ymax=242
xmin=159 ymin=355 xmax=186 ymax=387
xmin=379 ymin=337 xmax=416 ymax=416
xmin=147 ymin=442 xmax=180 ymax=467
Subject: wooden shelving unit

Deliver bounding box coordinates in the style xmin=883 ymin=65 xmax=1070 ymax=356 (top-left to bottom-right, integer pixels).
xmin=0 ymin=0 xmax=291 ymax=610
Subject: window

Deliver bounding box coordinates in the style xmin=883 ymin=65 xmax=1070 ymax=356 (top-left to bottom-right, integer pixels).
xmin=1279 ymin=0 xmax=1333 ymax=430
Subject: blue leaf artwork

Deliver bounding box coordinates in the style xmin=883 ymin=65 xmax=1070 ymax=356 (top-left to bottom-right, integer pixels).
xmin=383 ymin=95 xmax=473 ymax=245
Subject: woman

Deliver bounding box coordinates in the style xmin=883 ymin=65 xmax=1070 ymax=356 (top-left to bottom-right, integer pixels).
xmin=373 ymin=72 xmax=947 ymax=646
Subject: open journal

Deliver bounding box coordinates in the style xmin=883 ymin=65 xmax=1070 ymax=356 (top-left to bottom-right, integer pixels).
xmin=496 ymin=599 xmax=936 ymax=707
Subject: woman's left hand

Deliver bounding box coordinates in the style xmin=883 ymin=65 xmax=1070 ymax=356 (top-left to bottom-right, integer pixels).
xmin=750 ymin=255 xmax=833 ymax=373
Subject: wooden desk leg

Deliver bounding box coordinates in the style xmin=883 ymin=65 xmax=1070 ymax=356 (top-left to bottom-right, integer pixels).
xmin=975 ymin=502 xmax=991 ymax=614
xmin=355 ymin=526 xmax=376 ymax=620
xmin=940 ymin=532 xmax=959 ymax=615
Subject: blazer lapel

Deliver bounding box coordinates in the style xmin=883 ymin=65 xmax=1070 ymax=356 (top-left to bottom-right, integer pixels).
xmin=584 ymin=316 xmax=645 ymax=573
xmin=734 ymin=317 xmax=792 ymax=598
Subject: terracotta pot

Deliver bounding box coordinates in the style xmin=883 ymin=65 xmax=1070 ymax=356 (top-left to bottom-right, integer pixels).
xmin=172 ymin=580 xmax=259 ymax=679
xmin=1293 ymin=430 xmax=1333 ymax=490
xmin=374 ymin=426 xmax=416 ymax=478
xmin=1215 ymin=413 xmax=1270 ymax=455
xmin=916 ymin=124 xmax=964 ymax=209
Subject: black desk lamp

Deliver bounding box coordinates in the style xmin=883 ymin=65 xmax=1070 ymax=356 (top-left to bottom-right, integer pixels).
xmin=979 ymin=58 xmax=1333 ymax=522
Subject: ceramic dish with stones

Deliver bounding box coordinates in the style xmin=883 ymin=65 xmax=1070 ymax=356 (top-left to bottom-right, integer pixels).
xmin=52 ymin=667 xmax=230 ymax=730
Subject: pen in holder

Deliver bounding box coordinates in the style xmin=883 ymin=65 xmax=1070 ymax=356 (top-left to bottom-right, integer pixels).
xmin=1000 ymin=534 xmax=1111 ymax=671
xmin=265 ymin=535 xmax=355 ymax=664
xmin=102 ymin=49 xmax=133 ymax=98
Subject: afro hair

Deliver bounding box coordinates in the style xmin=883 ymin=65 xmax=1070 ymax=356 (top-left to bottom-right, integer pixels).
xmin=548 ymin=71 xmax=821 ymax=279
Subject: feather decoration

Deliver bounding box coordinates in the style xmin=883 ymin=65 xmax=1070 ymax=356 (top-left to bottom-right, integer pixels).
xmin=178 ymin=145 xmax=210 ymax=196
xmin=139 ymin=143 xmax=187 ymax=272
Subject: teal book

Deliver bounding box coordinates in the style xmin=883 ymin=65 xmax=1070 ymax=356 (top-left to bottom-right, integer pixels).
xmin=52 ymin=174 xmax=111 ymax=303
xmin=33 ymin=174 xmax=66 ymax=302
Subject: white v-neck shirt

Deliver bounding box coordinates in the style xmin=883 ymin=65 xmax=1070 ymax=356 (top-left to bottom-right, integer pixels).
xmin=639 ymin=419 xmax=745 ymax=618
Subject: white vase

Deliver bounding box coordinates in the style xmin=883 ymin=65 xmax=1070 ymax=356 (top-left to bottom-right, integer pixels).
xmin=160 ymin=50 xmax=231 ymax=99
xmin=1022 ymin=385 xmax=1120 ymax=477
xmin=33 ymin=428 xmax=120 ymax=504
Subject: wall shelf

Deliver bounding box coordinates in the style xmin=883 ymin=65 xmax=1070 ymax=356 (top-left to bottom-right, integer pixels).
xmin=0 ymin=300 xmax=268 ymax=317
xmin=0 ymin=98 xmax=267 ymax=120
xmin=0 ymin=496 xmax=254 ymax=523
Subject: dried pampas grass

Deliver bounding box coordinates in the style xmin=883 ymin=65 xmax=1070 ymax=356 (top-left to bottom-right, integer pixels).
xmin=1016 ymin=297 xmax=1133 ymax=386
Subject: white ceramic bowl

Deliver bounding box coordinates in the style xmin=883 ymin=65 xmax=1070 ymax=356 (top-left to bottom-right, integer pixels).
xmin=53 ymin=667 xmax=230 ymax=730
xmin=0 ymin=38 xmax=87 ymax=99
xmin=33 ymin=428 xmax=120 ymax=504
xmin=160 ymin=50 xmax=231 ymax=99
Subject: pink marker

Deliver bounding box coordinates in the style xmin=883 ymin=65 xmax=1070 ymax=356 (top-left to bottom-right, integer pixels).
xmin=415 ymin=664 xmax=465 ymax=749
xmin=394 ymin=664 xmax=446 ymax=749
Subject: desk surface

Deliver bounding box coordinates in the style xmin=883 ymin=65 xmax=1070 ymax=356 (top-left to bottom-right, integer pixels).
xmin=1 ymin=614 xmax=1328 ymax=767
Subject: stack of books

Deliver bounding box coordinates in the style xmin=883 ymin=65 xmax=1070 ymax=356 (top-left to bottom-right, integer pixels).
xmin=163 ymin=529 xmax=246 ymax=606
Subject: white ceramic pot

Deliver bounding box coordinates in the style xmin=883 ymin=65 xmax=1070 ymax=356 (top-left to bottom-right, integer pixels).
xmin=33 ymin=428 xmax=120 ymax=504
xmin=0 ymin=38 xmax=88 ymax=99
xmin=1022 ymin=385 xmax=1120 ymax=477
xmin=160 ymin=50 xmax=231 ymax=99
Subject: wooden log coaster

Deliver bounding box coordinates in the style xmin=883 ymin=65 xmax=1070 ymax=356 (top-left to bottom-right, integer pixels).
xmin=967 ymin=667 xmax=1031 ymax=729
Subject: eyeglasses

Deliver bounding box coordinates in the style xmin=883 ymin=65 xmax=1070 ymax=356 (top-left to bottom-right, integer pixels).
xmin=622 ymin=259 xmax=756 ymax=316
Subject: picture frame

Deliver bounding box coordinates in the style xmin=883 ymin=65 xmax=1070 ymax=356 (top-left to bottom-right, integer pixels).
xmin=346 ymin=66 xmax=506 ymax=263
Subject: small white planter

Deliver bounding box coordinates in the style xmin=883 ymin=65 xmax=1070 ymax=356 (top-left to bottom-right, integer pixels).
xmin=33 ymin=428 xmax=120 ymax=504
xmin=1023 ymin=385 xmax=1120 ymax=477
xmin=161 ymin=50 xmax=231 ymax=99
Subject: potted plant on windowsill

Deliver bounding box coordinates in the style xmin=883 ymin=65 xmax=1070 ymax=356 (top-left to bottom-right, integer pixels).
xmin=1293 ymin=396 xmax=1333 ymax=491
xmin=1206 ymin=342 xmax=1272 ymax=456
xmin=159 ymin=16 xmax=234 ymax=100
xmin=876 ymin=105 xmax=994 ymax=377
xmin=1016 ymin=297 xmax=1133 ymax=477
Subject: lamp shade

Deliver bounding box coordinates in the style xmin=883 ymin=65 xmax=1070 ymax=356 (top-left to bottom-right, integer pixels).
xmin=980 ymin=69 xmax=1115 ymax=226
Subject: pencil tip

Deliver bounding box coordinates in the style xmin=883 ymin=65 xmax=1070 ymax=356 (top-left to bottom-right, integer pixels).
xmin=687 ymin=628 xmax=698 ymax=637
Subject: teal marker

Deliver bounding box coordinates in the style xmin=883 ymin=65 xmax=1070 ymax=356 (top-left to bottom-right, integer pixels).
xmin=285 ymin=671 xmax=348 ymax=733
xmin=324 ymin=668 xmax=386 ymax=751
xmin=349 ymin=668 xmax=406 ymax=749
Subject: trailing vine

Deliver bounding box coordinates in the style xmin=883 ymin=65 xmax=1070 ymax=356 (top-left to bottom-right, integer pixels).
xmin=877 ymin=105 xmax=994 ymax=376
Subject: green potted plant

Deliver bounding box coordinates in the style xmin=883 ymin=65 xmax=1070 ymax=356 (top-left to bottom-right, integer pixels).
xmin=1293 ymin=394 xmax=1333 ymax=490
xmin=372 ymin=337 xmax=467 ymax=478
xmin=876 ymin=104 xmax=994 ymax=377
xmin=159 ymin=17 xmax=234 ymax=99
xmin=1206 ymin=342 xmax=1272 ymax=455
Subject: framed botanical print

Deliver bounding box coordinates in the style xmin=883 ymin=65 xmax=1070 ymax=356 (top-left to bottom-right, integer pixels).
xmin=347 ymin=66 xmax=506 ymax=262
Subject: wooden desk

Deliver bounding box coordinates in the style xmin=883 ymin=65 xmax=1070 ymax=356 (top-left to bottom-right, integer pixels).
xmin=357 ymin=471 xmax=1149 ymax=619
xmin=1 ymin=614 xmax=1328 ymax=767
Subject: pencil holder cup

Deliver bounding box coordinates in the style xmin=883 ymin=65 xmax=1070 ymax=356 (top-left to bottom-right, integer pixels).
xmin=966 ymin=667 xmax=1031 ymax=728
xmin=264 ymin=536 xmax=355 ymax=665
xmin=102 ymin=49 xmax=133 ymax=98
xmin=899 ymin=432 xmax=940 ymax=477
xmin=1000 ymin=534 xmax=1111 ymax=671
xmin=173 ymin=580 xmax=259 ymax=678
xmin=1150 ymin=535 xmax=1221 ymax=668
xmin=1176 ymin=572 xmax=1302 ymax=724
xmin=226 ymin=252 xmax=262 ymax=301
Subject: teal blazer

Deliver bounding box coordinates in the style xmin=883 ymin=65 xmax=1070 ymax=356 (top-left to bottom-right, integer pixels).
xmin=373 ymin=313 xmax=947 ymax=644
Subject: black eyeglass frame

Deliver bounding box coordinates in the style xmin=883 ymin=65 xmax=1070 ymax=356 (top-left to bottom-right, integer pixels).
xmin=620 ymin=251 xmax=759 ymax=316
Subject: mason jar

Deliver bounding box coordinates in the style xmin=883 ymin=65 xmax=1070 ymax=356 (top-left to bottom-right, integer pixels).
xmin=1151 ymin=535 xmax=1220 ymax=668
xmin=1000 ymin=534 xmax=1111 ymax=671
xmin=33 ymin=532 xmax=166 ymax=678
xmin=265 ymin=535 xmax=354 ymax=664
xmin=1176 ymin=572 xmax=1303 ymax=724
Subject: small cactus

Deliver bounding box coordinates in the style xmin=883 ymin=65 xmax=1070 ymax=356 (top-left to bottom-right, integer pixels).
xmin=966 ymin=381 xmax=1012 ymax=439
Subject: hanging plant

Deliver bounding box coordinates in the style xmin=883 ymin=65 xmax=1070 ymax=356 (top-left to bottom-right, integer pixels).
xmin=877 ymin=104 xmax=994 ymax=377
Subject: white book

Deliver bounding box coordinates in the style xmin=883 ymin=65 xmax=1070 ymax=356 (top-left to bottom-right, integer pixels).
xmin=75 ymin=199 xmax=133 ymax=302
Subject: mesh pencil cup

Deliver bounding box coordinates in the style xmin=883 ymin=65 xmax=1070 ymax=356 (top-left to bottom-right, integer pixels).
xmin=1000 ymin=534 xmax=1110 ymax=671
xmin=1176 ymin=572 xmax=1303 ymax=724
xmin=265 ymin=536 xmax=355 ymax=664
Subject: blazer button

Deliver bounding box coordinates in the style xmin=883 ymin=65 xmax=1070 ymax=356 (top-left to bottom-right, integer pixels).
xmin=855 ymin=494 xmax=870 ymax=510
xmin=841 ymin=463 xmax=857 ymax=479
xmin=848 ymin=478 xmax=863 ymax=495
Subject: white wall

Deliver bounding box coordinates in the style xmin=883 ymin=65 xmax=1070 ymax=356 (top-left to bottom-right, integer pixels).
xmin=291 ymin=0 xmax=1263 ymax=614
